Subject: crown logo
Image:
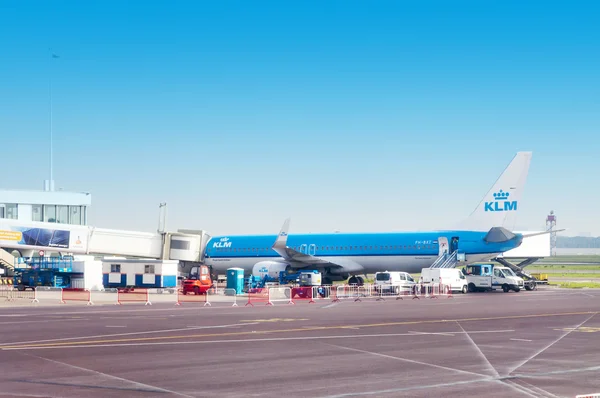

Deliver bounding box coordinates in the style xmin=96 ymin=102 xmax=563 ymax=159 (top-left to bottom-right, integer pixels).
xmin=493 ymin=190 xmax=510 ymax=201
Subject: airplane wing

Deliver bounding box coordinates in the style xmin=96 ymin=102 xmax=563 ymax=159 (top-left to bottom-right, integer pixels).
xmin=271 ymin=219 xmax=364 ymax=273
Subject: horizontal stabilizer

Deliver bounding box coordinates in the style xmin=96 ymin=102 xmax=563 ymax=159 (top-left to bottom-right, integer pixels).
xmin=521 ymin=229 xmax=566 ymax=238
xmin=484 ymin=227 xmax=517 ymax=243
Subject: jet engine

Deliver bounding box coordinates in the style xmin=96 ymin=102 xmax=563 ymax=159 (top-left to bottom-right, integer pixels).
xmin=252 ymin=261 xmax=291 ymax=279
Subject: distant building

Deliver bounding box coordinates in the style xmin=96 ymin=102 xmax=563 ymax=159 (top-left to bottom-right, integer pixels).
xmin=0 ymin=189 xmax=91 ymax=226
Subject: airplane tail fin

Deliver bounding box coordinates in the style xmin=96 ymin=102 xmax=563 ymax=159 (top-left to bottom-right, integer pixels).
xmin=458 ymin=151 xmax=532 ymax=231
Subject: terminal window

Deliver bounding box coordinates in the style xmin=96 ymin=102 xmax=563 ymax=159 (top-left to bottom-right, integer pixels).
xmin=145 ymin=264 xmax=155 ymax=274
xmin=111 ymin=264 xmax=121 ymax=273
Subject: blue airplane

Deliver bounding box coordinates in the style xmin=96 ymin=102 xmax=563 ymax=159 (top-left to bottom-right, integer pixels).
xmin=205 ymin=152 xmax=551 ymax=285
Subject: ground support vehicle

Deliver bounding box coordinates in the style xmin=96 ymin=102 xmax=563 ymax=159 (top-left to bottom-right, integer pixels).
xmin=420 ymin=268 xmax=468 ymax=294
xmin=181 ymin=265 xmax=213 ymax=295
xmin=463 ymin=263 xmax=524 ymax=292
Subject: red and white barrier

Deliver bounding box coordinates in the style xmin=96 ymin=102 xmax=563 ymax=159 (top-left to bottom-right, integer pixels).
xmin=208 ymin=288 xmax=239 ymax=307
xmin=4 ymin=288 xmax=39 ymax=303
xmin=246 ymin=288 xmax=272 ymax=306
xmin=60 ymin=288 xmax=93 ymax=305
xmin=175 ymin=289 xmax=210 ymax=306
xmin=268 ymin=287 xmax=294 ymax=305
xmin=441 ymin=283 xmax=454 ymax=298
xmin=116 ymin=288 xmax=152 ymax=306
xmin=373 ymin=285 xmax=412 ymax=301
xmin=290 ymin=286 xmax=315 ymax=304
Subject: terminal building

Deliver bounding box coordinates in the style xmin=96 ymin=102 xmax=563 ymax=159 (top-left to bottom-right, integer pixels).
xmin=0 ymin=188 xmax=91 ymax=225
xmin=0 ymin=183 xmax=210 ymax=289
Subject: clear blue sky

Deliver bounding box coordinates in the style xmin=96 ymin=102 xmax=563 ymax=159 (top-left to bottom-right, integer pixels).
xmin=1 ymin=0 xmax=598 ymax=236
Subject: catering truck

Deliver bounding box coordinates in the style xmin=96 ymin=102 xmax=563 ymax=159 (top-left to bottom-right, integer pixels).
xmin=462 ymin=263 xmax=524 ymax=293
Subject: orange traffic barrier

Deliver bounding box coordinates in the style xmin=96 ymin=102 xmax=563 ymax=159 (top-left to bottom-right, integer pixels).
xmin=60 ymin=288 xmax=93 ymax=305
xmin=175 ymin=289 xmax=210 ymax=306
xmin=245 ymin=288 xmax=271 ymax=306
xmin=116 ymin=288 xmax=152 ymax=305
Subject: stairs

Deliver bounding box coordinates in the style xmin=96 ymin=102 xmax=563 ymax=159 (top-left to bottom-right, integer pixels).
xmin=429 ymin=251 xmax=458 ymax=269
xmin=0 ymin=248 xmax=15 ymax=272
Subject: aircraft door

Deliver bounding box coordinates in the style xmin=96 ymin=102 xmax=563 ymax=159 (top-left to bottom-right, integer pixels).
xmin=438 ymin=237 xmax=449 ymax=256
xmin=308 ymin=244 xmax=316 ymax=255
xmin=450 ymin=237 xmax=459 ymax=254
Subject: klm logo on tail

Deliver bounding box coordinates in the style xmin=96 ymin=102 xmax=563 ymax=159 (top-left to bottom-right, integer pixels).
xmin=484 ymin=190 xmax=517 ymax=212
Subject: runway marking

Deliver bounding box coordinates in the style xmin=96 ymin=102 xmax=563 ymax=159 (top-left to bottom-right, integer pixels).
xmin=239 ymin=318 xmax=309 ymax=323
xmin=105 ymin=326 xmax=126 ymax=328
xmin=0 ymin=310 xmax=595 ymax=350
xmin=324 ymin=343 xmax=492 ymax=378
xmin=0 ymin=319 xmax=87 ymax=326
xmin=19 ymin=352 xmax=194 ymax=397
xmin=0 ymin=322 xmax=259 ymax=347
xmin=502 ymin=379 xmax=552 ymax=398
xmin=408 ymin=331 xmax=455 ymax=336
xmin=510 ymin=338 xmax=533 ymax=342
xmin=456 ymin=321 xmax=500 ymax=378
xmin=1 ymin=330 xmax=515 ymax=350
xmin=553 ymin=326 xmax=600 ymax=333
xmin=320 ymin=363 xmax=600 ymax=398
xmin=505 ymin=379 xmax=563 ymax=398
xmin=507 ymin=312 xmax=597 ymax=375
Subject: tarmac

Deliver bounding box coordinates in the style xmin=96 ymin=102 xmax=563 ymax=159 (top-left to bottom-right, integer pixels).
xmin=0 ymin=287 xmax=599 ymax=398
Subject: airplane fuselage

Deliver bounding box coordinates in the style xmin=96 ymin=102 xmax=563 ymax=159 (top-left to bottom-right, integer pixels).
xmin=204 ymin=230 xmax=523 ymax=276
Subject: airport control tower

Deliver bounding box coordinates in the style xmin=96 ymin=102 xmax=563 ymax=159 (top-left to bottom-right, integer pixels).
xmin=546 ymin=211 xmax=557 ymax=256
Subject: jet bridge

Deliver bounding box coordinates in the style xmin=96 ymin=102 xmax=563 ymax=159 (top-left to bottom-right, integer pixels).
xmin=0 ymin=219 xmax=211 ymax=264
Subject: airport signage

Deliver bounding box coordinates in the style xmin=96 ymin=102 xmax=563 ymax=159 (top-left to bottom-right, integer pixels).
xmin=0 ymin=220 xmax=88 ymax=253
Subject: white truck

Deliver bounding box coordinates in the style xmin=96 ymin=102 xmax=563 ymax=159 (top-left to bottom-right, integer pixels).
xmin=463 ymin=263 xmax=525 ymax=293
xmin=374 ymin=271 xmax=415 ymax=294
xmin=420 ymin=268 xmax=468 ymax=294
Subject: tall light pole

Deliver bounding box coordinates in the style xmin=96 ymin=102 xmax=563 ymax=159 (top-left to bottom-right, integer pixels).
xmin=46 ymin=50 xmax=59 ymax=192
xmin=158 ymin=202 xmax=168 ymax=233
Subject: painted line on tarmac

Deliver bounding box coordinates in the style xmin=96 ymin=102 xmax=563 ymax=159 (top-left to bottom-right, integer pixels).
xmin=0 ymin=311 xmax=595 ymax=350
xmin=0 ymin=322 xmax=260 ymax=347
xmin=21 ymin=352 xmax=194 ymax=398
xmin=510 ymin=338 xmax=533 ymax=342
xmin=0 ymin=319 xmax=89 ymax=326
xmin=408 ymin=330 xmax=456 ymax=336
xmin=0 ymin=329 xmax=514 ymax=350
xmin=507 ymin=312 xmax=598 ymax=375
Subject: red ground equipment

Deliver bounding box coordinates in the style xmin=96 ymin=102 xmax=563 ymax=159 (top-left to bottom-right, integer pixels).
xmin=182 ymin=265 xmax=213 ymax=295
